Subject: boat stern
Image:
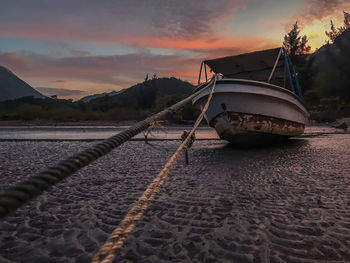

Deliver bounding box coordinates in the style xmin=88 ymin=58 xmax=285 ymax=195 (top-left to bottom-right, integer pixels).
xmin=211 ymin=112 xmax=305 ymax=145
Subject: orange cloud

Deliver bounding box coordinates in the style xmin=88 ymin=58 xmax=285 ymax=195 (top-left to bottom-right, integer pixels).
xmin=118 ymin=35 xmax=281 ymax=59
xmin=161 ymin=71 xmax=198 ymax=77
xmin=281 ymin=1 xmax=350 ymax=50
xmin=0 ymin=24 xmax=278 ymax=56
xmin=59 ymin=82 xmax=68 ymax=89
xmin=0 ymin=33 xmax=281 ymax=94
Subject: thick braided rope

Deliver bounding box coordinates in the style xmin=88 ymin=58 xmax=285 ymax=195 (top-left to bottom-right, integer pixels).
xmin=0 ymin=79 xmax=215 ymax=219
xmin=92 ymin=76 xmax=217 ymax=263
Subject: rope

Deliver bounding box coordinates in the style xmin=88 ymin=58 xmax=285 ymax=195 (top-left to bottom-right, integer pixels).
xmin=0 ymin=78 xmax=215 ymax=219
xmin=142 ymin=120 xmax=164 ymax=150
xmin=92 ymin=76 xmax=217 ymax=263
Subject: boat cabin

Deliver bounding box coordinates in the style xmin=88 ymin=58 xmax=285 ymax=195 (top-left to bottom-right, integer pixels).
xmin=197 ymin=48 xmax=303 ymax=99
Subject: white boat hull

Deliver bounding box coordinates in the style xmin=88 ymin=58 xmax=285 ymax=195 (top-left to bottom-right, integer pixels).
xmin=192 ymin=79 xmax=309 ymax=146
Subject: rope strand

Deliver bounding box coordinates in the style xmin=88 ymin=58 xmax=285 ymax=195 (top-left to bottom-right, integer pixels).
xmin=0 ymin=79 xmax=215 ymax=219
xmin=92 ymin=76 xmax=217 ymax=263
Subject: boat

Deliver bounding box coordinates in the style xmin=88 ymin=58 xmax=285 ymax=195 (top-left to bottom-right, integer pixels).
xmin=192 ymin=47 xmax=309 ymax=146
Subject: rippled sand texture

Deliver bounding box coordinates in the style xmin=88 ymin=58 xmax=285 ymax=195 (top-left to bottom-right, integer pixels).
xmin=1 ymin=134 xmax=350 ymax=262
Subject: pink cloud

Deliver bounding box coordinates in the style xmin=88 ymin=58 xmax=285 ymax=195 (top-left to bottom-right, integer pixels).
xmin=0 ymin=50 xmax=198 ymax=87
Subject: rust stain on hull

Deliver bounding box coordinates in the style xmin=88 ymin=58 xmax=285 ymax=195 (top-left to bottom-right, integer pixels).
xmin=211 ymin=112 xmax=305 ymax=141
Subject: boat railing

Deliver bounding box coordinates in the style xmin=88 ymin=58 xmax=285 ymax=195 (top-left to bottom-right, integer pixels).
xmin=196 ymin=47 xmax=304 ymax=101
xmin=283 ymin=49 xmax=303 ymax=99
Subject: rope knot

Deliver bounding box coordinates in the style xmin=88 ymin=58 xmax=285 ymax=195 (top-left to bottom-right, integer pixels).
xmin=181 ymin=131 xmax=196 ymax=149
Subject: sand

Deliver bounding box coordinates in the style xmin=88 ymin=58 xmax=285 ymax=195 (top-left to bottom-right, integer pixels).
xmin=1 ymin=134 xmax=350 ymax=262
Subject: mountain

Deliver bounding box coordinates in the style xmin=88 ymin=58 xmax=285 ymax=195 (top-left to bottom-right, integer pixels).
xmin=79 ymin=89 xmax=126 ymax=103
xmin=0 ymin=65 xmax=45 ymax=102
xmin=80 ymin=77 xmax=194 ymax=105
xmin=306 ymin=28 xmax=350 ymax=101
xmin=88 ymin=77 xmax=194 ymax=108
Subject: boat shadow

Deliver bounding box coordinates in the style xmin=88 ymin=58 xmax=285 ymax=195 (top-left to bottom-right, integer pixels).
xmin=222 ymin=137 xmax=308 ymax=151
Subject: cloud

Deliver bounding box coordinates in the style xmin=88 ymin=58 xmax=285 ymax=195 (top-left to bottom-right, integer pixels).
xmin=0 ymin=30 xmax=277 ymax=92
xmin=70 ymin=50 xmax=91 ymax=57
xmin=0 ymin=34 xmax=274 ymax=86
xmin=36 ymin=87 xmax=85 ymax=97
xmin=151 ymin=0 xmax=245 ymax=39
xmin=300 ymin=0 xmax=350 ymax=23
xmin=0 ymin=0 xmax=244 ymax=45
xmin=0 ymin=50 xmax=199 ymax=86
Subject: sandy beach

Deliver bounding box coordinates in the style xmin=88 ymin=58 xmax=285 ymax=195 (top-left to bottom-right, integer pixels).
xmin=1 ymin=127 xmax=350 ymax=262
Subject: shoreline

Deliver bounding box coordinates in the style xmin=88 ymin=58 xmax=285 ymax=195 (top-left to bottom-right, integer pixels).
xmin=0 ymin=120 xmax=198 ymax=127
xmin=0 ymin=117 xmax=349 ymax=127
xmin=0 ymin=125 xmax=348 ymax=142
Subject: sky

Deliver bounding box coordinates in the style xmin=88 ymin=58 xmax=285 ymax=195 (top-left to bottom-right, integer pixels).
xmin=0 ymin=0 xmax=349 ymax=100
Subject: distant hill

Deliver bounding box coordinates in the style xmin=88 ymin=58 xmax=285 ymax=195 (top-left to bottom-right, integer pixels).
xmin=80 ymin=77 xmax=194 ymax=105
xmin=0 ymin=65 xmax=45 ymax=102
xmin=79 ymin=89 xmax=126 ymax=103
xmin=88 ymin=77 xmax=194 ymax=109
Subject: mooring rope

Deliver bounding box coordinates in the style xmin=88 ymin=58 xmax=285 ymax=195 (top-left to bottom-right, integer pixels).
xmin=92 ymin=76 xmax=217 ymax=263
xmin=0 ymin=78 xmax=215 ymax=219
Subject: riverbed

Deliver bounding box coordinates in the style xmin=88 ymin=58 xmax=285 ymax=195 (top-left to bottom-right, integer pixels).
xmin=0 ymin=125 xmax=349 ymax=262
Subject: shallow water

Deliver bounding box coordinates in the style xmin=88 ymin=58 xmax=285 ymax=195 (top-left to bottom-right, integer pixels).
xmin=0 ymin=125 xmax=346 ymax=141
xmin=0 ymin=126 xmax=219 ymax=140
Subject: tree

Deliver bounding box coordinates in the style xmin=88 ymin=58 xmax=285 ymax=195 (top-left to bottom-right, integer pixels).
xmin=325 ymin=20 xmax=338 ymax=43
xmin=325 ymin=11 xmax=350 ymax=43
xmin=283 ymin=21 xmax=311 ymax=56
xmin=339 ymin=11 xmax=350 ymax=33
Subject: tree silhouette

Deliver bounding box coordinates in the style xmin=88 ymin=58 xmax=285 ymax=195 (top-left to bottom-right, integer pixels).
xmin=339 ymin=11 xmax=350 ymax=33
xmin=326 ymin=11 xmax=350 ymax=43
xmin=325 ymin=20 xmax=339 ymax=43
xmin=283 ymin=21 xmax=311 ymax=56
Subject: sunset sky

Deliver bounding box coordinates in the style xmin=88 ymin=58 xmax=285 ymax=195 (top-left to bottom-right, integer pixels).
xmin=1 ymin=0 xmax=349 ymax=99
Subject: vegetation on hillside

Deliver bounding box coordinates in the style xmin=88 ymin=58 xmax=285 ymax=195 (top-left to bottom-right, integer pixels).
xmin=304 ymin=11 xmax=350 ymax=121
xmin=0 ymin=77 xmax=199 ymax=122
xmin=325 ymin=11 xmax=350 ymax=44
xmin=283 ymin=13 xmax=350 ymax=121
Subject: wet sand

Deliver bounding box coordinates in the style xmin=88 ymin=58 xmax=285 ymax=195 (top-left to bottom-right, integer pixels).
xmin=1 ymin=130 xmax=350 ymax=262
